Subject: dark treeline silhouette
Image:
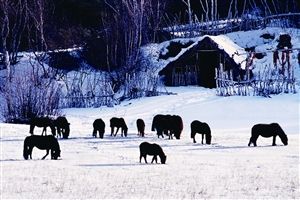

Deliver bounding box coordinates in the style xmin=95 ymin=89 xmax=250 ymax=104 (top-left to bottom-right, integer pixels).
xmin=2 ymin=0 xmax=299 ymax=71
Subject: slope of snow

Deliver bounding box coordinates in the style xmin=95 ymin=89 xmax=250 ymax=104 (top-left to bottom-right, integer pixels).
xmin=142 ymin=27 xmax=300 ymax=82
xmin=226 ymin=27 xmax=300 ymax=80
xmin=1 ymin=87 xmax=299 ymax=199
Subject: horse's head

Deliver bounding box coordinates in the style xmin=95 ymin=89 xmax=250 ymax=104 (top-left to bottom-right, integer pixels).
xmin=274 ymin=123 xmax=288 ymax=145
xmin=160 ymin=155 xmax=167 ymax=164
xmin=279 ymin=133 xmax=288 ymax=145
xmin=63 ymin=124 xmax=70 ymax=138
xmin=206 ymin=134 xmax=212 ymax=144
xmin=23 ymin=151 xmax=29 ymax=160
xmin=51 ymin=149 xmax=61 ymax=160
xmin=51 ymin=140 xmax=61 ymax=160
xmin=123 ymin=126 xmax=128 ymax=136
xmin=50 ymin=125 xmax=56 ymax=136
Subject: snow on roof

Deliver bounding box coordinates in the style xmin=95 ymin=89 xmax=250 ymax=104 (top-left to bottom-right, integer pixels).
xmin=149 ymin=35 xmax=248 ymax=71
xmin=208 ymin=35 xmax=247 ymax=69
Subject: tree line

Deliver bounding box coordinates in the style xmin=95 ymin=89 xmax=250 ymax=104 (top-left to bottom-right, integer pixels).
xmin=1 ymin=0 xmax=299 ymax=71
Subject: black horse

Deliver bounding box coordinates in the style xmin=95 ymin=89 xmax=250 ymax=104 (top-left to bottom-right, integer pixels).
xmin=110 ymin=117 xmax=128 ymax=137
xmin=55 ymin=116 xmax=70 ymax=139
xmin=93 ymin=118 xmax=105 ymax=138
xmin=29 ymin=117 xmax=56 ymax=136
xmin=248 ymin=123 xmax=288 ymax=146
xmin=23 ymin=135 xmax=61 ymax=160
xmin=151 ymin=114 xmax=183 ymax=139
xmin=136 ymin=118 xmax=145 ymax=137
xmin=190 ymin=120 xmax=212 ymax=144
xmin=139 ymin=142 xmax=166 ymax=164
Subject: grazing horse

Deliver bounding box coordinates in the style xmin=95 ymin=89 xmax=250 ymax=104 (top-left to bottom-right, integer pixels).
xmin=93 ymin=118 xmax=105 ymax=138
xmin=136 ymin=118 xmax=145 ymax=137
xmin=190 ymin=120 xmax=212 ymax=144
xmin=110 ymin=117 xmax=128 ymax=137
xmin=55 ymin=116 xmax=70 ymax=139
xmin=139 ymin=142 xmax=166 ymax=164
xmin=29 ymin=117 xmax=56 ymax=136
xmin=151 ymin=114 xmax=183 ymax=139
xmin=23 ymin=135 xmax=61 ymax=160
xmin=248 ymin=123 xmax=288 ymax=146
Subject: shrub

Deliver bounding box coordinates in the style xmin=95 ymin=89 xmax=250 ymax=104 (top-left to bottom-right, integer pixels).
xmin=1 ymin=68 xmax=62 ymax=123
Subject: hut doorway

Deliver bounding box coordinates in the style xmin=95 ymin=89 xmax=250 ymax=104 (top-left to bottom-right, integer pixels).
xmin=196 ymin=50 xmax=219 ymax=88
xmin=166 ymin=50 xmax=219 ymax=88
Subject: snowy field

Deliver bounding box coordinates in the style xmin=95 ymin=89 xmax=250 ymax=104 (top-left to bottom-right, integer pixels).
xmin=0 ymin=87 xmax=299 ymax=199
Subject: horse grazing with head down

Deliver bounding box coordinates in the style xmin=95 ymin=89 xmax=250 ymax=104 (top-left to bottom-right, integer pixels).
xmin=151 ymin=114 xmax=183 ymax=139
xmin=136 ymin=118 xmax=145 ymax=137
xmin=248 ymin=123 xmax=288 ymax=146
xmin=29 ymin=117 xmax=56 ymax=136
xmin=93 ymin=118 xmax=105 ymax=138
xmin=190 ymin=120 xmax=212 ymax=144
xmin=110 ymin=117 xmax=128 ymax=137
xmin=139 ymin=142 xmax=166 ymax=164
xmin=23 ymin=135 xmax=61 ymax=160
xmin=54 ymin=116 xmax=70 ymax=139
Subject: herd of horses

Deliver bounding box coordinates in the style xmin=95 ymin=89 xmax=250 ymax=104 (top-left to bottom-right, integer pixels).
xmin=23 ymin=114 xmax=289 ymax=164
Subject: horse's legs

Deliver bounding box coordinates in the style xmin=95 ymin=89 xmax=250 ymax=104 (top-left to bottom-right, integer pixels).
xmin=29 ymin=125 xmax=34 ymax=135
xmin=42 ymin=149 xmax=49 ymax=160
xmin=193 ymin=137 xmax=197 ymax=143
xmin=42 ymin=127 xmax=47 ymax=136
xmin=114 ymin=127 xmax=120 ymax=137
xmin=92 ymin=129 xmax=97 ymax=137
xmin=111 ymin=127 xmax=114 ymax=136
xmin=28 ymin=146 xmax=33 ymax=159
xmin=251 ymin=136 xmax=258 ymax=146
xmin=272 ymin=136 xmax=277 ymax=146
xmin=143 ymin=155 xmax=148 ymax=163
xmin=100 ymin=131 xmax=104 ymax=139
xmin=248 ymin=136 xmax=258 ymax=146
xmin=201 ymin=134 xmax=204 ymax=144
xmin=151 ymin=156 xmax=157 ymax=163
xmin=248 ymin=137 xmax=252 ymax=146
xmin=140 ymin=154 xmax=147 ymax=163
xmin=57 ymin=127 xmax=61 ymax=138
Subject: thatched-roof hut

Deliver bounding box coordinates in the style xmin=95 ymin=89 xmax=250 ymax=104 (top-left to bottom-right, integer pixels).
xmin=158 ymin=35 xmax=247 ymax=88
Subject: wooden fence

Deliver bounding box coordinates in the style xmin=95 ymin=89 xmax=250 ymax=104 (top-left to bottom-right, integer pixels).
xmin=59 ymin=95 xmax=115 ymax=108
xmin=215 ymin=64 xmax=297 ymax=97
xmin=163 ymin=13 xmax=300 ymax=38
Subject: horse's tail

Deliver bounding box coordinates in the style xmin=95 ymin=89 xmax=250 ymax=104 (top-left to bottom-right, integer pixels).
xmin=151 ymin=116 xmax=157 ymax=131
xmin=23 ymin=137 xmax=29 ymax=160
xmin=190 ymin=122 xmax=195 ymax=138
xmin=179 ymin=116 xmax=183 ymax=132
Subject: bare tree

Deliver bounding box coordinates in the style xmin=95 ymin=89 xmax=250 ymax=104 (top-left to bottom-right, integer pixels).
xmin=0 ymin=0 xmax=10 ymax=73
xmin=182 ymin=0 xmax=192 ymax=26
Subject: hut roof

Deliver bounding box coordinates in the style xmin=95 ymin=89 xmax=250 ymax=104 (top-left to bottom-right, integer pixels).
xmin=209 ymin=35 xmax=247 ymax=69
xmin=157 ymin=35 xmax=247 ymax=70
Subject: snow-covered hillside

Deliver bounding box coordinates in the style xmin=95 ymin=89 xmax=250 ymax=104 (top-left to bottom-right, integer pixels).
xmin=1 ymin=87 xmax=299 ymax=199
xmin=142 ymin=27 xmax=300 ymax=83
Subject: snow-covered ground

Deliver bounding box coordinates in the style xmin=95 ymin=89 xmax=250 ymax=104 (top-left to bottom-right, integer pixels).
xmin=1 ymin=87 xmax=299 ymax=199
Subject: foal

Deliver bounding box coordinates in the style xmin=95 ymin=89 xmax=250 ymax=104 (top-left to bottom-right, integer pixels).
xmin=139 ymin=142 xmax=166 ymax=164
